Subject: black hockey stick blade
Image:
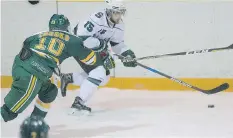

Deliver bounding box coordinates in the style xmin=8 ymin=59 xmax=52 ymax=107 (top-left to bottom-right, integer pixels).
xmin=202 ymin=83 xmax=229 ymax=94
xmin=227 ymin=43 xmax=233 ymax=48
xmin=136 ymin=62 xmax=230 ymax=94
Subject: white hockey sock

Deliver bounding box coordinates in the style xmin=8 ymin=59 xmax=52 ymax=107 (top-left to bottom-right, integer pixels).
xmin=72 ymin=72 xmax=88 ymax=86
xmin=78 ymin=79 xmax=98 ymax=103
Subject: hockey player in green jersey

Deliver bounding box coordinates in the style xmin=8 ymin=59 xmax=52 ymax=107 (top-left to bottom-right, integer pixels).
xmin=0 ymin=14 xmax=114 ymax=122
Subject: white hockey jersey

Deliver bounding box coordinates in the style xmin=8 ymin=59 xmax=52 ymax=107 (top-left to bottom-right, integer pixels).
xmin=74 ymin=10 xmax=129 ymax=54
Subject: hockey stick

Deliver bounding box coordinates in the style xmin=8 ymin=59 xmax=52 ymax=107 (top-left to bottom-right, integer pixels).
xmin=114 ymin=54 xmax=229 ymax=94
xmin=136 ymin=43 xmax=233 ymax=61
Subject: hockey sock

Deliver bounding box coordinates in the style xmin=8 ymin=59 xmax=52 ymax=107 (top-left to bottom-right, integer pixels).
xmin=78 ymin=78 xmax=99 ymax=103
xmin=31 ymin=98 xmax=51 ymax=118
xmin=72 ymin=72 xmax=88 ymax=86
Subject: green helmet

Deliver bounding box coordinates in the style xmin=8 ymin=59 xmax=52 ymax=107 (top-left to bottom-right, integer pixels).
xmin=20 ymin=116 xmax=49 ymax=138
xmin=49 ymin=14 xmax=70 ymax=32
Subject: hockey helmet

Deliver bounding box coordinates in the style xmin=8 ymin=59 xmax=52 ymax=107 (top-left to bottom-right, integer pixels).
xmin=105 ymin=0 xmax=126 ymax=24
xmin=20 ymin=116 xmax=49 ymax=138
xmin=49 ymin=14 xmax=71 ymax=32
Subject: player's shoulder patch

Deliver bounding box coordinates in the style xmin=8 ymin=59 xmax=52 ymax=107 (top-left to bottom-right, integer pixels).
xmin=89 ymin=10 xmax=107 ymax=26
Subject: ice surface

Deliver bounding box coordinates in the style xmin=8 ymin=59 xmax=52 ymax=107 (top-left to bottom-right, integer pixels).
xmin=1 ymin=88 xmax=233 ymax=138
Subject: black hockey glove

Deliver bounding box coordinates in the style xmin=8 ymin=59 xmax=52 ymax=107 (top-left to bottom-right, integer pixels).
xmin=121 ymin=50 xmax=137 ymax=67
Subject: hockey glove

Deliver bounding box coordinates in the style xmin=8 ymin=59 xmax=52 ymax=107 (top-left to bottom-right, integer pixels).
xmin=60 ymin=73 xmax=73 ymax=97
xmin=102 ymin=54 xmax=115 ymax=70
xmin=121 ymin=50 xmax=137 ymax=67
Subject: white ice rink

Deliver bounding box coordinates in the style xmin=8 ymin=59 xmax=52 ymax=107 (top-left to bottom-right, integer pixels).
xmin=1 ymin=88 xmax=233 ymax=138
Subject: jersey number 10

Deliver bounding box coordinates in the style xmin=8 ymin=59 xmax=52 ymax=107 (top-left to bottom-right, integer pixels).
xmin=35 ymin=37 xmax=65 ymax=57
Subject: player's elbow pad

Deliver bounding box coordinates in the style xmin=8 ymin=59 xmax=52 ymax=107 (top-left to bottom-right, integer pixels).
xmin=83 ymin=37 xmax=106 ymax=52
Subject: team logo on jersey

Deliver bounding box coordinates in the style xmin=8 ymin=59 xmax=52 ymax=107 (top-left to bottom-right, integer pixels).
xmin=98 ymin=29 xmax=107 ymax=35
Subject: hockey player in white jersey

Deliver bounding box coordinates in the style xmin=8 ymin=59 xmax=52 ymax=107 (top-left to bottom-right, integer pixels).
xmin=61 ymin=0 xmax=137 ymax=114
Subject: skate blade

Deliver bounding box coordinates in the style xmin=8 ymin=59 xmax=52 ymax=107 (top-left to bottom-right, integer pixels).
xmin=68 ymin=108 xmax=91 ymax=116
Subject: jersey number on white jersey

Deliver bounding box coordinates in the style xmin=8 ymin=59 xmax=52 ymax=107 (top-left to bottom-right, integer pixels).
xmin=95 ymin=12 xmax=104 ymax=18
xmin=84 ymin=21 xmax=94 ymax=32
xmin=84 ymin=12 xmax=105 ymax=33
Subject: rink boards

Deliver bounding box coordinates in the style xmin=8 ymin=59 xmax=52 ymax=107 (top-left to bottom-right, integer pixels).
xmin=1 ymin=76 xmax=232 ymax=92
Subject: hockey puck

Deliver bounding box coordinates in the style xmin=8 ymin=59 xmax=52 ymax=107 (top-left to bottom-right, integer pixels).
xmin=208 ymin=104 xmax=215 ymax=108
xmin=28 ymin=0 xmax=40 ymax=5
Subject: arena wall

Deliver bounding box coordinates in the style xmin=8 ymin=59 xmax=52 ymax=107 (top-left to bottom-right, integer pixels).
xmin=1 ymin=0 xmax=232 ymax=91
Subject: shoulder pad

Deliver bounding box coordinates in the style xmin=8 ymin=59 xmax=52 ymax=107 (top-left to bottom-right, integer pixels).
xmin=89 ymin=10 xmax=107 ymax=26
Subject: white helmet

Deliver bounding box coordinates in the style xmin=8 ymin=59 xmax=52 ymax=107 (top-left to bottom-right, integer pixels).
xmin=105 ymin=0 xmax=126 ymax=24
